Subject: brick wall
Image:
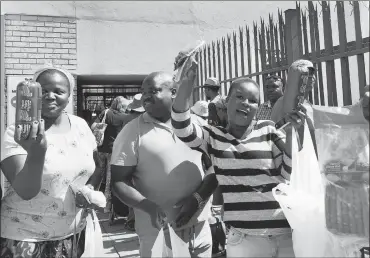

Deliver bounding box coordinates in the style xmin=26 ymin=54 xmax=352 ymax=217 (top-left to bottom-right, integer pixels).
xmin=3 ymin=14 xmax=77 ymax=125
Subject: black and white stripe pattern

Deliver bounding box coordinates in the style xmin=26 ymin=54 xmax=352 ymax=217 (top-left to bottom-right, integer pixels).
xmin=172 ymin=108 xmax=292 ymax=235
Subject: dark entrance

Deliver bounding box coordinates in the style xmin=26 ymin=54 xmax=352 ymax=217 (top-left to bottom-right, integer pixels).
xmin=76 ymin=74 xmax=147 ymax=125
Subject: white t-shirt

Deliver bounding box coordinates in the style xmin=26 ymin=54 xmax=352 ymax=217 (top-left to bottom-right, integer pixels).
xmin=0 ymin=114 xmax=97 ymax=241
xmin=111 ymin=113 xmax=210 ymax=237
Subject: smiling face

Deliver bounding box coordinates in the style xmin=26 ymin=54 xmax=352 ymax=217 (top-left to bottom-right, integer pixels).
xmin=36 ymin=69 xmax=70 ymax=119
xmin=141 ymin=72 xmax=176 ymax=121
xmin=226 ymin=79 xmax=260 ymax=127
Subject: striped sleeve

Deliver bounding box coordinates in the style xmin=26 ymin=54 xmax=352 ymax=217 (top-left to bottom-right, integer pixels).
xmin=171 ymin=108 xmax=209 ymax=152
xmin=270 ymin=126 xmax=292 ymax=180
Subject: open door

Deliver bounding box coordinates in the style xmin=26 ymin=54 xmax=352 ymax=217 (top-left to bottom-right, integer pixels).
xmin=76 ymin=74 xmax=147 ymax=125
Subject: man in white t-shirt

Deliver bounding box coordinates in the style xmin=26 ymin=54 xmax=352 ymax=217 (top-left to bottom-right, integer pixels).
xmin=110 ymin=72 xmax=217 ymax=257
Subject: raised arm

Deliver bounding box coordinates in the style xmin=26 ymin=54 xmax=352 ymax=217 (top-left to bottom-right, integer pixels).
xmin=172 ymin=56 xmax=210 ymax=151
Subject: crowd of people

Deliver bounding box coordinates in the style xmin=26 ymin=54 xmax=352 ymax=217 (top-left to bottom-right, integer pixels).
xmin=0 ymin=51 xmax=369 ymax=258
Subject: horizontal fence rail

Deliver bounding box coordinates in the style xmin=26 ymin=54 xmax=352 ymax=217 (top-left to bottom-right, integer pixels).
xmin=195 ymin=1 xmax=369 ymax=107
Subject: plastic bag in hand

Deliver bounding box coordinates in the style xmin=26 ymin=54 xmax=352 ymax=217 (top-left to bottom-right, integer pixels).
xmin=173 ymin=40 xmax=205 ymax=83
xmin=273 ymin=122 xmax=327 ymax=257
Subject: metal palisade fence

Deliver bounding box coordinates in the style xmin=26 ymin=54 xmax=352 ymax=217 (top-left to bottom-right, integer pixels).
xmin=193 ymin=1 xmax=369 ymax=107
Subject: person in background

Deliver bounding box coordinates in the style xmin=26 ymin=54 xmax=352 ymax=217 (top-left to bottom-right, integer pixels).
xmin=91 ymin=96 xmax=131 ymax=214
xmin=191 ymin=100 xmax=209 ymax=126
xmin=256 ymin=75 xmax=284 ymax=121
xmin=0 ymin=67 xmax=102 ymax=257
xmin=172 ymin=55 xmax=306 ymax=257
xmin=208 ymin=96 xmax=228 ymax=128
xmin=111 ymin=93 xmax=145 ymax=231
xmin=201 ymin=77 xmax=221 ymax=103
xmin=111 ymin=72 xmax=217 ymax=257
xmin=126 ymin=93 xmax=146 ymax=120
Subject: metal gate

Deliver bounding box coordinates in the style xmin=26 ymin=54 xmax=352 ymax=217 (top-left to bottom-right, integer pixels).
xmin=76 ymin=74 xmax=147 ymax=124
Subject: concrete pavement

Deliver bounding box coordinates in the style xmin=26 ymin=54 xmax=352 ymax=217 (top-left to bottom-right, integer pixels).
xmin=97 ymin=212 xmax=140 ymax=258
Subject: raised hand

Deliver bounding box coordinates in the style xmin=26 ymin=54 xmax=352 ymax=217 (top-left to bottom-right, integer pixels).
xmin=14 ymin=119 xmax=47 ymax=153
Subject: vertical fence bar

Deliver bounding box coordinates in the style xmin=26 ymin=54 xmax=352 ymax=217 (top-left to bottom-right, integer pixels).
xmin=260 ymin=19 xmax=268 ymax=89
xmin=193 ymin=52 xmax=200 ymax=102
xmin=246 ymin=26 xmax=252 ymax=76
xmin=199 ymin=49 xmax=204 ymax=100
xmin=227 ymin=34 xmax=233 ymax=84
xmin=253 ymin=23 xmax=260 ymax=86
xmin=212 ymin=42 xmax=217 ymax=78
xmin=336 ymin=1 xmax=352 ymax=105
xmin=208 ymin=44 xmax=212 ymax=78
xmin=233 ymin=32 xmax=239 ymax=78
xmin=313 ymin=4 xmax=325 ymax=105
xmin=308 ymin=1 xmax=320 ymax=105
xmin=239 ymin=27 xmax=245 ymax=75
xmin=296 ymin=2 xmax=304 ymax=58
xmin=266 ymin=27 xmax=272 ymax=70
xmin=217 ymin=40 xmax=222 ymax=86
xmin=353 ymin=1 xmax=366 ymax=96
xmin=274 ymin=25 xmax=280 ymax=72
xmin=301 ymin=11 xmax=313 ymax=103
xmin=322 ymin=0 xmax=338 ymax=106
xmin=278 ymin=10 xmax=287 ymax=83
xmin=222 ymin=37 xmax=228 ymax=94
xmin=269 ymin=15 xmax=276 ymax=69
xmin=202 ymin=46 xmax=207 ymax=100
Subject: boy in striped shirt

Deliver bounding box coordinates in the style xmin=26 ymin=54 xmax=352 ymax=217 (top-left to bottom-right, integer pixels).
xmin=171 ymin=56 xmax=305 ymax=257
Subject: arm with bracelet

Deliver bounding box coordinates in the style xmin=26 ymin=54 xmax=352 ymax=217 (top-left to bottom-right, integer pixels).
xmin=174 ymin=153 xmax=218 ymax=228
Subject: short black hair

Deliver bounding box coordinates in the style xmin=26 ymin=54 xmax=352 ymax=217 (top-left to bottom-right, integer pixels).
xmin=226 ymin=77 xmax=260 ymax=99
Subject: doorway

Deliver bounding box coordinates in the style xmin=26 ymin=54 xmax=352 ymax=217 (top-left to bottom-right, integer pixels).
xmin=76 ymin=74 xmax=147 ymax=125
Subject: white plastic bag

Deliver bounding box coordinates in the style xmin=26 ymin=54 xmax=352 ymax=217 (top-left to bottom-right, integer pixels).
xmin=151 ymin=224 xmax=191 ymax=258
xmin=273 ymin=122 xmax=328 ymax=257
xmin=81 ymin=209 xmax=104 ymax=258
xmin=173 ymin=40 xmax=205 ymax=83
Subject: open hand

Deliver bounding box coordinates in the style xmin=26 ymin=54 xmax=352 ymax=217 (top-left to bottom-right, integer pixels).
xmin=14 ymin=120 xmax=47 ymax=153
xmin=173 ymin=195 xmax=199 ymax=228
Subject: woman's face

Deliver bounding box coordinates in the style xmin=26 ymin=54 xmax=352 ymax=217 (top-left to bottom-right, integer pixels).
xmin=37 ymin=70 xmax=70 ymax=119
xmin=226 ymin=82 xmax=259 ymax=127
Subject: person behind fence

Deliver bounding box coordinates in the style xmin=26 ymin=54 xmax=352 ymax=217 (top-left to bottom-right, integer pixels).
xmin=256 ymin=75 xmax=284 ymax=121
xmin=201 ymin=77 xmax=221 ymax=103
xmin=0 ymin=67 xmax=102 ymax=257
xmin=171 ymin=55 xmax=307 ymax=257
xmin=110 ymin=72 xmax=218 ymax=257
xmin=91 ymin=96 xmax=131 ymax=214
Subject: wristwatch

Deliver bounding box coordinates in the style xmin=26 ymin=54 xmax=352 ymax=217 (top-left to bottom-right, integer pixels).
xmin=192 ymin=192 xmax=207 ymax=210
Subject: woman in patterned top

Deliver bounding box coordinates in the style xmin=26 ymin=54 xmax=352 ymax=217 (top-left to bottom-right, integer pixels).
xmin=171 ymin=55 xmax=306 ymax=257
xmin=0 ymin=67 xmax=102 ymax=257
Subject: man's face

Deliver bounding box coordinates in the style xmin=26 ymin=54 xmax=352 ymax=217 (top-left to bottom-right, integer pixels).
xmin=264 ymin=78 xmax=283 ymax=102
xmin=226 ymin=82 xmax=259 ymax=127
xmin=141 ymin=78 xmax=174 ymax=120
xmin=204 ymin=87 xmax=217 ymax=100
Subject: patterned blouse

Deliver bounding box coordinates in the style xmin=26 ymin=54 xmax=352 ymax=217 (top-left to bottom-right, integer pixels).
xmin=0 ymin=114 xmax=97 ymax=242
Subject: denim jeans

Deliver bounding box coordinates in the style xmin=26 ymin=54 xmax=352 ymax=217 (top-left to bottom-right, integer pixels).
xmin=226 ymin=227 xmax=294 ymax=258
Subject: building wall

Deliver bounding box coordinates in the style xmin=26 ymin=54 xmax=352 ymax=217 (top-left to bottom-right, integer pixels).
xmin=3 ymin=14 xmax=77 ymax=125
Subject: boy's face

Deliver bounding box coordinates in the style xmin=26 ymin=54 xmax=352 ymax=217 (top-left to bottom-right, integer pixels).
xmin=226 ymin=82 xmax=260 ymax=127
